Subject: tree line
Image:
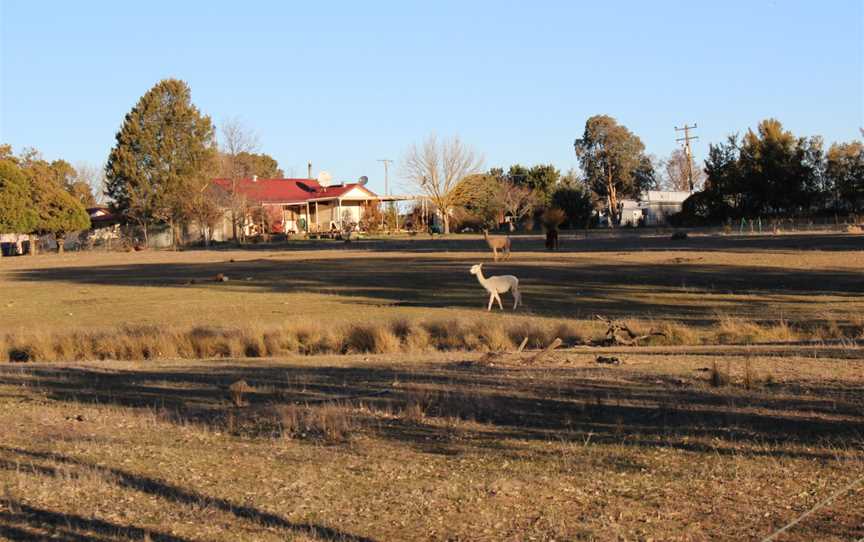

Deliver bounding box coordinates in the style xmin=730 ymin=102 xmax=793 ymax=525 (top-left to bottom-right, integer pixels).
xmin=405 ymin=115 xmax=863 ymax=232
xmin=1 ymin=78 xmax=289 ymax=252
xmin=104 ymin=79 xmax=285 ymax=246
xmin=682 ymin=119 xmax=863 ymax=223
xmin=4 ymin=77 xmax=862 ymax=250
xmin=0 ymin=146 xmax=93 ymax=254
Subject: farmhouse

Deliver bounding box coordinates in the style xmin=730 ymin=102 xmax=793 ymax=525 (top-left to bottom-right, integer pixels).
xmin=615 ymin=191 xmax=692 ymax=227
xmin=641 ymin=190 xmax=690 ymax=225
xmin=210 ymin=176 xmax=380 ymax=238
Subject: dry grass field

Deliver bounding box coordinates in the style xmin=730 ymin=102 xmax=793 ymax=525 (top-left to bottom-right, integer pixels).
xmin=1 ymin=231 xmax=862 ymax=540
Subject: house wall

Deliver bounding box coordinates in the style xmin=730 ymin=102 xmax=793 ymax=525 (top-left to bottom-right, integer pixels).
xmin=308 ymin=201 xmax=366 ymax=231
xmin=643 ymin=202 xmax=684 ymax=226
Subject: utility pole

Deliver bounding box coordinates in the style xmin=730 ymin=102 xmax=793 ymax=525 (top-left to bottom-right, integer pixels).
xmin=675 ymin=123 xmax=699 ymax=192
xmin=377 ymin=159 xmax=393 ymax=196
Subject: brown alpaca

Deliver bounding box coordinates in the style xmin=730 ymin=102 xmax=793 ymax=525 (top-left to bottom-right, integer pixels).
xmin=545 ymin=228 xmax=559 ymax=250
xmin=483 ymin=229 xmax=511 ymax=261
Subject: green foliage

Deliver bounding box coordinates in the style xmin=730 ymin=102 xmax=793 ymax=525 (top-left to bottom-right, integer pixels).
xmin=826 ymin=141 xmax=864 ymax=211
xmin=27 ymin=170 xmax=90 ymax=239
xmin=737 ymin=119 xmax=822 ymax=214
xmin=9 ymin=148 xmax=91 ymax=246
xmin=504 ymin=163 xmax=559 ymax=205
xmin=551 ymin=173 xmax=595 ymax=228
xmin=0 ymin=159 xmax=36 ymax=234
xmin=452 ymin=173 xmax=503 ymax=227
xmin=226 ymin=151 xmax=284 ymax=179
xmin=67 ymin=181 xmax=96 ymax=207
xmin=687 ymin=119 xmax=826 ymax=221
xmin=574 ymin=115 xmax=650 ymax=225
xmin=106 ymin=78 xmax=217 ymax=243
xmin=525 ymin=164 xmax=560 ymax=205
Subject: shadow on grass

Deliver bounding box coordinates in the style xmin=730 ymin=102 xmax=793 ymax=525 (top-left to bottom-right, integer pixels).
xmin=8 ymin=247 xmax=864 ymax=322
xmin=193 ymin=231 xmax=864 ymax=255
xmin=0 ymin=498 xmax=196 ymax=542
xmin=0 ymin=446 xmax=377 ymax=542
xmin=2 ymin=360 xmax=862 ymax=461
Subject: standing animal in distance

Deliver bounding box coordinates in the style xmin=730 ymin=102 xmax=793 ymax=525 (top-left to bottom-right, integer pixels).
xmin=483 ymin=229 xmax=511 ymax=261
xmin=545 ymin=228 xmax=559 ymax=250
xmin=470 ymin=263 xmax=521 ymax=311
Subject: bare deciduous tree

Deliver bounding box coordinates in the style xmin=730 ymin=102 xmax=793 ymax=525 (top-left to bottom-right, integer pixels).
xmin=496 ymin=181 xmax=538 ymax=229
xmin=401 ymin=134 xmax=483 ymax=234
xmin=219 ymin=118 xmax=260 ymax=242
xmin=74 ymin=162 xmax=107 ymax=205
xmin=661 ymin=148 xmax=704 ymax=192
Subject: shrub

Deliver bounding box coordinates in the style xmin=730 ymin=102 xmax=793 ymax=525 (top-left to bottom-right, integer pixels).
xmin=541 ymin=208 xmax=566 ymax=230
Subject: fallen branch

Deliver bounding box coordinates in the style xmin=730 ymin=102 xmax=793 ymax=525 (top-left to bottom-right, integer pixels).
xmin=593 ymin=315 xmax=667 ymax=346
xmin=526 ymin=337 xmax=562 ymax=364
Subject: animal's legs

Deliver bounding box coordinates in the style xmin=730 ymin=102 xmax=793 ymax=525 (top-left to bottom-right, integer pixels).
xmin=487 ymin=293 xmax=494 ymax=311
xmin=513 ymin=287 xmax=521 ymax=310
xmin=495 ymin=292 xmax=504 ymax=310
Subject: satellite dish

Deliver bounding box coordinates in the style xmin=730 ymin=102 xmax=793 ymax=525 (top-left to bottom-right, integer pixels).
xmin=317 ymin=171 xmax=333 ymax=187
xmin=358 ymin=176 xmax=369 ymax=186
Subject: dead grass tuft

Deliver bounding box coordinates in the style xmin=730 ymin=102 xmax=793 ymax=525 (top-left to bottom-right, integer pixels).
xmin=343 ymin=324 xmax=402 ymax=354
xmin=279 ymin=402 xmax=357 ymax=442
xmin=656 ymin=321 xmax=702 ymax=345
xmin=709 ymin=361 xmax=730 ymax=387
xmin=0 ymin=313 xmax=840 ymax=364
xmin=714 ymin=316 xmax=799 ymax=344
xmin=507 ymin=321 xmax=553 ymax=349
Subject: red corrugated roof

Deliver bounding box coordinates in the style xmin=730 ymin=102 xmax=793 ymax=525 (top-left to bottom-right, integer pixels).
xmin=211 ymin=178 xmax=376 ymax=204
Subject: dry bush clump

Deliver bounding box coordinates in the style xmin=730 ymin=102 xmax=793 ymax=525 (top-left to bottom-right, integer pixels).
xmin=715 ymin=317 xmax=766 ymax=344
xmin=709 ymin=361 xmax=729 ymax=387
xmin=550 ymin=322 xmax=585 ymax=347
xmin=475 ymin=322 xmax=514 ymax=351
xmin=343 ymin=324 xmax=402 ymax=354
xmin=3 ymin=313 xmax=842 ymax=364
xmin=758 ymin=319 xmax=799 ymax=343
xmin=714 ymin=316 xmax=803 ymax=345
xmin=656 ymin=321 xmax=703 ymax=345
xmin=422 ymin=320 xmax=467 ymax=351
xmin=400 ymin=387 xmax=496 ymax=424
xmin=507 ymin=321 xmax=553 ymax=350
xmin=278 ymin=402 xmax=357 ymax=442
xmin=390 ymin=319 xmax=433 ymax=353
xmin=293 ymin=326 xmax=340 ymax=355
xmin=805 ymin=315 xmax=864 ymax=341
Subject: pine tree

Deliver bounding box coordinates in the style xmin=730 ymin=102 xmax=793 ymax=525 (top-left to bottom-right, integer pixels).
xmin=106 ymin=79 xmax=217 ymax=246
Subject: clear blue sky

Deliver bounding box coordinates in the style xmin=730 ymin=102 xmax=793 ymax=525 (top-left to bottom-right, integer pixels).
xmin=1 ymin=0 xmax=862 ymax=195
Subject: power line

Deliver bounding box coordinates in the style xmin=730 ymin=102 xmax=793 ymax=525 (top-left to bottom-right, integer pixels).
xmin=377 ymin=159 xmax=393 ymax=196
xmin=675 ymin=123 xmax=699 ymax=192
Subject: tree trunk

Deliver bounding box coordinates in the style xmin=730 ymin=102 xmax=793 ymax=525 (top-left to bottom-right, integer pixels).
xmin=443 ymin=213 xmax=450 ymax=235
xmin=29 ymin=235 xmax=38 ymax=256
xmin=56 ymin=234 xmax=65 ymax=254
xmin=606 ymin=168 xmax=619 ymax=227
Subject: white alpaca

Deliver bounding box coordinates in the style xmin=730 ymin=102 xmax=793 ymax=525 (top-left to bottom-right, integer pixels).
xmin=470 ymin=263 xmax=521 ymax=311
